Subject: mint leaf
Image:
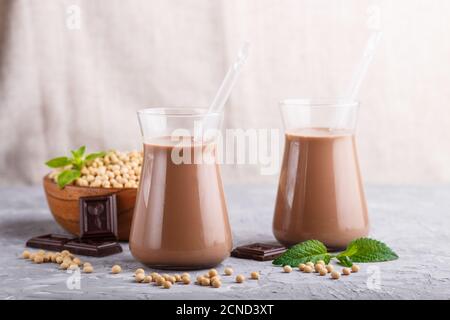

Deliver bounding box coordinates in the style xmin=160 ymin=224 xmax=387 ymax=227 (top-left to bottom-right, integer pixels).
xmin=70 ymin=146 xmax=86 ymax=170
xmin=337 ymin=255 xmax=353 ymax=267
xmin=71 ymin=146 xmax=86 ymax=159
xmin=45 ymin=157 xmax=72 ymax=168
xmin=56 ymin=169 xmax=81 ymax=188
xmin=273 ymin=240 xmax=331 ymax=266
xmin=337 ymin=238 xmax=398 ymax=263
xmin=85 ymin=152 xmax=106 ymax=162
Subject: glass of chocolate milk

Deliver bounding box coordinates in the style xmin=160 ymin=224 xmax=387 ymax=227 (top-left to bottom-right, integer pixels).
xmin=273 ymin=99 xmax=369 ymax=250
xmin=129 ymin=108 xmax=232 ymax=269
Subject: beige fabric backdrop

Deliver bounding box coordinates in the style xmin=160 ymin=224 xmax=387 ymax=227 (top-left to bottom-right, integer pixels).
xmin=1 ymin=0 xmax=450 ymax=186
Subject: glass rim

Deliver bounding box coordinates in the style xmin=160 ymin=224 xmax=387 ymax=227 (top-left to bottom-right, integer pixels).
xmin=279 ymin=98 xmax=359 ymax=108
xmin=137 ymin=107 xmax=222 ymax=118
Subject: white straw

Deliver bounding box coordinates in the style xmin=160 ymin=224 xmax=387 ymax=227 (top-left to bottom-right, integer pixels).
xmin=208 ymin=42 xmax=250 ymax=114
xmin=346 ymin=30 xmax=382 ymax=100
xmin=333 ymin=29 xmax=381 ymax=130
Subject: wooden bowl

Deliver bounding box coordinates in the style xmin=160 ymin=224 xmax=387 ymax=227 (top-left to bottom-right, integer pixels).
xmin=42 ymin=176 xmax=136 ymax=241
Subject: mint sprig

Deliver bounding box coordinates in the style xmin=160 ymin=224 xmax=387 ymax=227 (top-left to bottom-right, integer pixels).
xmin=337 ymin=255 xmax=353 ymax=267
xmin=336 ymin=238 xmax=399 ymax=265
xmin=85 ymin=152 xmax=106 ymax=162
xmin=273 ymin=238 xmax=398 ymax=267
xmin=45 ymin=146 xmax=106 ymax=188
xmin=56 ymin=169 xmax=81 ymax=188
xmin=273 ymin=240 xmax=332 ymax=266
xmin=45 ymin=157 xmax=72 ymax=168
xmin=71 ymin=146 xmax=86 ymax=159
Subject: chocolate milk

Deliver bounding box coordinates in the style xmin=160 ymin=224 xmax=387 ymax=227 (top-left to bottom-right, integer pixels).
xmin=273 ymin=128 xmax=369 ymax=250
xmin=129 ymin=137 xmax=232 ymax=269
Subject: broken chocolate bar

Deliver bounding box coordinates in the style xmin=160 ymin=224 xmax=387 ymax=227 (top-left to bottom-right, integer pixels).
xmin=26 ymin=234 xmax=76 ymax=251
xmin=79 ymin=194 xmax=118 ymax=241
xmin=231 ymin=243 xmax=286 ymax=261
xmin=26 ymin=194 xmax=122 ymax=257
xmin=63 ymin=239 xmax=122 ymax=257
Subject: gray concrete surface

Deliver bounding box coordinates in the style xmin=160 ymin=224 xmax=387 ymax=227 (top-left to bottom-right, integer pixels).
xmin=0 ymin=185 xmax=449 ymax=300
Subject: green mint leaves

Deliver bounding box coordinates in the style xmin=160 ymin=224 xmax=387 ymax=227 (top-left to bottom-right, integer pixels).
xmin=273 ymin=240 xmax=332 ymax=266
xmin=273 ymin=238 xmax=398 ymax=267
xmin=337 ymin=255 xmax=353 ymax=267
xmin=71 ymin=146 xmax=86 ymax=159
xmin=85 ymin=152 xmax=106 ymax=162
xmin=56 ymin=169 xmax=81 ymax=188
xmin=45 ymin=146 xmax=106 ymax=188
xmin=336 ymin=238 xmax=399 ymax=265
xmin=45 ymin=157 xmax=72 ymax=168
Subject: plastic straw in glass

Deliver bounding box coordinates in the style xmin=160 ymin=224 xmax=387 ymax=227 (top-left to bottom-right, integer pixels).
xmin=208 ymin=42 xmax=250 ymax=114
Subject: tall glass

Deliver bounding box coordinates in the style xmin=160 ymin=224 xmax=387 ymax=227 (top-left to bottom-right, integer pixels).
xmin=129 ymin=108 xmax=232 ymax=269
xmin=273 ymin=99 xmax=369 ymax=250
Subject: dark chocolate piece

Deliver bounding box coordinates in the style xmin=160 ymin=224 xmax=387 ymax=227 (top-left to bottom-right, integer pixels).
xmin=231 ymin=243 xmax=286 ymax=261
xmin=79 ymin=194 xmax=118 ymax=241
xmin=63 ymin=239 xmax=122 ymax=257
xmin=25 ymin=195 xmax=121 ymax=257
xmin=26 ymin=234 xmax=76 ymax=251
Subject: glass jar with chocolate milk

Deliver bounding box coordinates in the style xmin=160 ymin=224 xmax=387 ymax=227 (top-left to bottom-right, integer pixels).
xmin=130 ymin=108 xmax=232 ymax=269
xmin=273 ymin=99 xmax=369 ymax=250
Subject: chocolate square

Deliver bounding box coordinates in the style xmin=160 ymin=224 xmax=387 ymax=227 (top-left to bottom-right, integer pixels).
xmin=26 ymin=195 xmax=121 ymax=257
xmin=79 ymin=194 xmax=118 ymax=241
xmin=26 ymin=234 xmax=76 ymax=251
xmin=63 ymin=239 xmax=122 ymax=257
xmin=231 ymin=243 xmax=287 ymax=261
